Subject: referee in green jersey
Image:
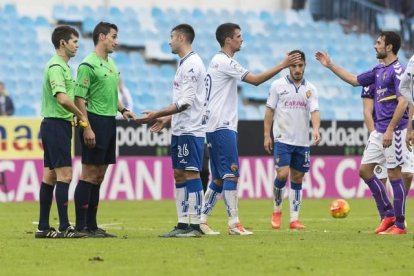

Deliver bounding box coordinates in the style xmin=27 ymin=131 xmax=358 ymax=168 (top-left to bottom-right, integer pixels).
xmin=74 ymin=22 xmax=137 ymax=237
xmin=36 ymin=26 xmax=88 ymax=239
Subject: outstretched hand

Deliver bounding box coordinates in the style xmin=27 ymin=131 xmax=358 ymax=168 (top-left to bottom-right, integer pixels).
xmin=136 ymin=111 xmax=156 ymax=124
xmin=281 ymin=53 xmax=302 ymax=68
xmin=149 ymin=117 xmax=169 ymax=133
xmin=123 ymin=110 xmax=138 ymax=121
xmin=315 ymin=51 xmax=332 ymax=67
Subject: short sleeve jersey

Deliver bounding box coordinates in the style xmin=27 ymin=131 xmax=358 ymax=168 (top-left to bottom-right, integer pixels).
xmin=171 ymin=51 xmax=207 ymax=137
xmin=361 ymin=84 xmax=377 ymax=121
xmin=203 ymin=52 xmax=249 ymax=133
xmin=266 ymin=76 xmax=319 ymax=147
xmin=41 ymin=54 xmax=75 ymax=121
xmin=399 ymin=55 xmax=414 ymax=105
xmin=357 ymin=60 xmax=408 ymax=133
xmin=75 ymin=52 xmax=119 ymax=116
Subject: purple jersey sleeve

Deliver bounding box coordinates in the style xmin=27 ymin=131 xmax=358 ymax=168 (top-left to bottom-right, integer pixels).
xmin=361 ymin=84 xmax=375 ymax=99
xmin=357 ymin=69 xmax=376 ymax=87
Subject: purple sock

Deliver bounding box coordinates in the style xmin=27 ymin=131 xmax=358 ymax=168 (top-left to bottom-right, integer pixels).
xmin=390 ymin=179 xmax=406 ymax=229
xmin=365 ymin=176 xmax=394 ymax=218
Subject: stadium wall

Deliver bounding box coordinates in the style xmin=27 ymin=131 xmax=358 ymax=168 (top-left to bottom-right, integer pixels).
xmin=2 ymin=157 xmax=414 ymax=202
xmin=2 ymin=118 xmax=414 ymax=202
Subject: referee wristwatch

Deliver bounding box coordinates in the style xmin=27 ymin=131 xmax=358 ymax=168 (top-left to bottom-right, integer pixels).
xmin=120 ymin=107 xmax=129 ymax=115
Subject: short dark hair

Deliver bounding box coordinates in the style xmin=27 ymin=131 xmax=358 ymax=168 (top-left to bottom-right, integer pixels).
xmin=92 ymin=22 xmax=118 ymax=46
xmin=51 ymin=25 xmax=79 ymax=49
xmin=171 ymin=24 xmax=195 ymax=44
xmin=215 ymin=23 xmax=241 ymax=47
xmin=288 ymin=50 xmax=306 ymax=62
xmin=380 ymin=31 xmax=401 ymax=55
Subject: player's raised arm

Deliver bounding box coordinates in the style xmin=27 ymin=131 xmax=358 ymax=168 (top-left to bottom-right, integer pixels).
xmin=243 ymin=53 xmax=302 ymax=86
xmin=315 ymin=51 xmax=359 ymax=86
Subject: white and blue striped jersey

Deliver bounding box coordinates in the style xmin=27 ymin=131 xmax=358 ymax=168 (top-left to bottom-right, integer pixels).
xmin=171 ymin=51 xmax=207 ymax=137
xmin=203 ymin=52 xmax=249 ymax=133
xmin=266 ymin=76 xmax=319 ymax=147
xmin=399 ymin=55 xmax=414 ymax=105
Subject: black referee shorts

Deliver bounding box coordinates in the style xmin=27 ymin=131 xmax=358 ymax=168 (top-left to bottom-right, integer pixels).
xmin=41 ymin=118 xmax=72 ymax=169
xmin=79 ymin=111 xmax=116 ymax=165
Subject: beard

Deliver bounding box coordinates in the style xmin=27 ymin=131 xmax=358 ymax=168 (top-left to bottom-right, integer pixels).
xmin=376 ymin=52 xmax=386 ymax=59
xmin=292 ymin=73 xmax=303 ymax=81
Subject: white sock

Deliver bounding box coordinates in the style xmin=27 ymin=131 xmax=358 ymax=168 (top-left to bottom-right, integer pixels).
xmin=273 ymin=186 xmax=284 ymax=212
xmin=188 ymin=190 xmax=203 ymax=225
xmin=223 ymin=189 xmax=239 ymax=226
xmin=175 ymin=184 xmax=188 ymax=224
xmin=201 ymin=186 xmax=221 ymax=223
xmin=289 ymin=187 xmax=302 ymax=222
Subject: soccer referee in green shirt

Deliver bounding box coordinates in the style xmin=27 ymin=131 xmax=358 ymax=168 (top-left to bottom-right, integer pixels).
xmin=74 ymin=22 xmax=137 ymax=237
xmin=36 ymin=25 xmax=88 ymax=239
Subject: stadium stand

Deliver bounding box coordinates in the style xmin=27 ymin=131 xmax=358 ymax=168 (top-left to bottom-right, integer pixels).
xmin=0 ymin=1 xmax=410 ymax=119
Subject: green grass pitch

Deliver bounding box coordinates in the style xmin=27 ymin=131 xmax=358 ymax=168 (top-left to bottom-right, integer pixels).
xmin=0 ymin=198 xmax=413 ymax=275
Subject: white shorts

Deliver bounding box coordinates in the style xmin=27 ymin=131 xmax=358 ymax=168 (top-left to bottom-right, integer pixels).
xmin=362 ymin=129 xmax=414 ymax=173
xmin=374 ymin=164 xmax=388 ymax=179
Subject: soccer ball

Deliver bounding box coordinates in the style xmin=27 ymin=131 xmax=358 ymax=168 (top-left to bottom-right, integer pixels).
xmin=330 ymin=199 xmax=350 ymax=218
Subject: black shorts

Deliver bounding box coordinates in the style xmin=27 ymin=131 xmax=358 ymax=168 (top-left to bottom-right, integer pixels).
xmin=79 ymin=111 xmax=116 ymax=165
xmin=41 ymin=118 xmax=72 ymax=169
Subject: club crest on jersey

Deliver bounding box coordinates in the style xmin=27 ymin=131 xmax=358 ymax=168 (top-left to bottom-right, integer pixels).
xmin=382 ymin=72 xmax=387 ymax=81
xmin=233 ymin=63 xmax=244 ymax=73
xmin=82 ymin=79 xmax=89 ymax=86
xmin=306 ymin=90 xmax=312 ymax=98
xmin=231 ymin=163 xmax=238 ymax=172
xmin=375 ymin=166 xmax=383 ymax=174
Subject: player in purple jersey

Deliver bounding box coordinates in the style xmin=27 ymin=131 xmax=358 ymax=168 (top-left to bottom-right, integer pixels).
xmin=361 ymin=83 xmax=413 ymax=221
xmin=316 ymin=31 xmax=408 ymax=234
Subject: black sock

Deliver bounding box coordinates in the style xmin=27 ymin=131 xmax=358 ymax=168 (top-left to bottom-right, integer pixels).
xmin=86 ymin=184 xmax=101 ymax=230
xmin=190 ymin=224 xmax=201 ymax=232
xmin=74 ymin=180 xmax=92 ymax=231
xmin=38 ymin=182 xmax=55 ymax=231
xmin=177 ymin=223 xmax=188 ymax=229
xmin=55 ymin=181 xmax=70 ymax=231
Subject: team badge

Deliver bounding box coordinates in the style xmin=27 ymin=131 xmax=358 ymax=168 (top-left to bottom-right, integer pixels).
xmin=375 ymin=166 xmax=382 ymax=174
xmin=306 ymin=90 xmax=312 ymax=98
xmin=82 ymin=79 xmax=89 ymax=86
xmin=233 ymin=63 xmax=244 ymax=73
xmin=231 ymin=163 xmax=238 ymax=172
xmin=382 ymin=72 xmax=387 ymax=81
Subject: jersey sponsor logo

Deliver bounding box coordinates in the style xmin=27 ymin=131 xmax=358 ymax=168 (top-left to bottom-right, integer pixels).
xmin=376 ymin=87 xmax=388 ymax=97
xmin=284 ymin=100 xmax=307 ymax=108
